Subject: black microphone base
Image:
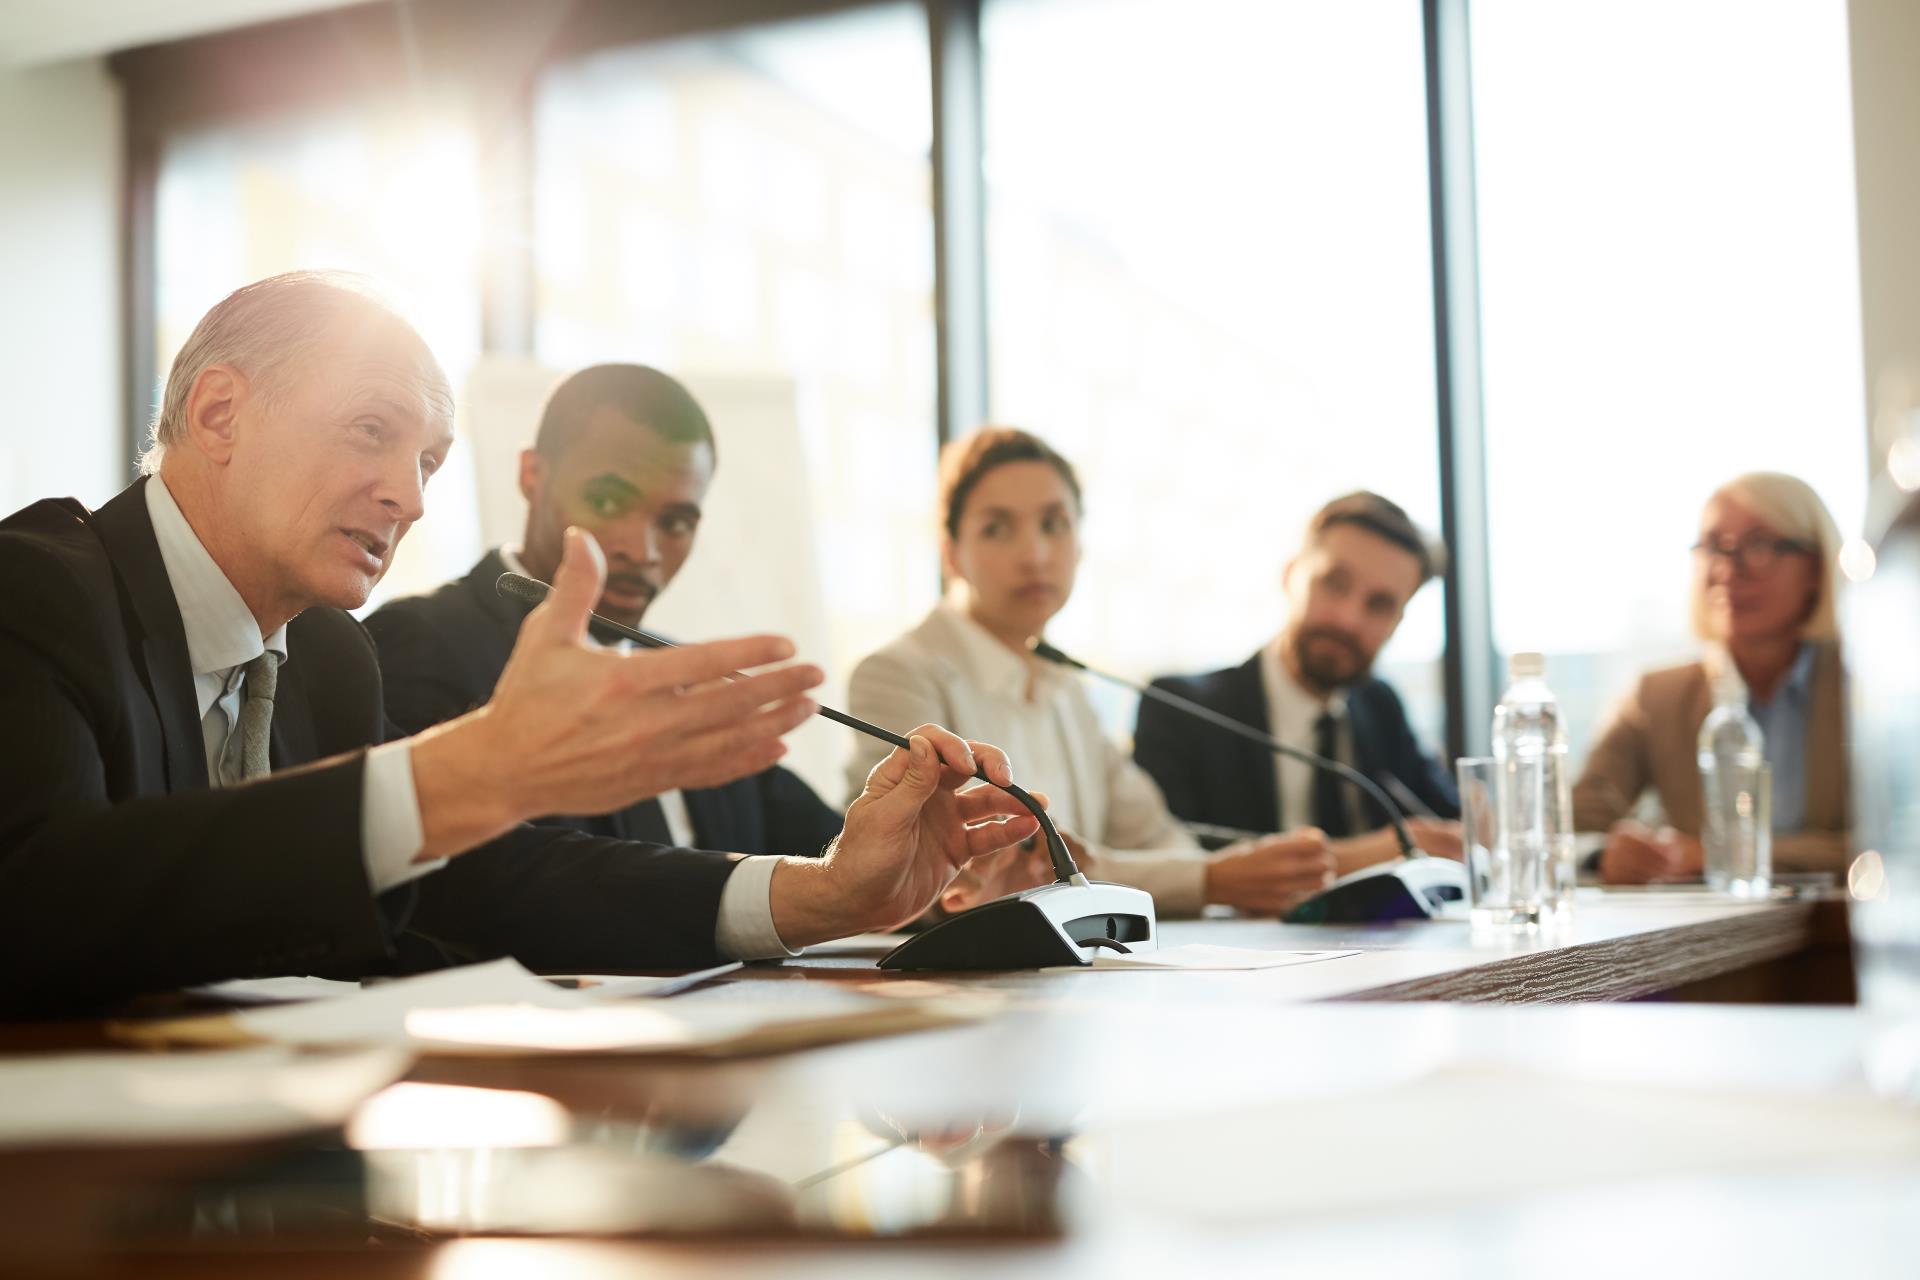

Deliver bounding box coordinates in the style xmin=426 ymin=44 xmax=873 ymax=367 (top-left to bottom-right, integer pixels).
xmin=879 ymin=882 xmax=1157 ymax=971
xmin=1283 ymin=856 xmax=1468 ymax=924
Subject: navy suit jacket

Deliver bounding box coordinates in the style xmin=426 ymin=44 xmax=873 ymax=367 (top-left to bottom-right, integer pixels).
xmin=0 ymin=481 xmax=742 ymax=1017
xmin=1132 ymin=653 xmax=1458 ymax=836
xmin=364 ymin=549 xmax=843 ymax=858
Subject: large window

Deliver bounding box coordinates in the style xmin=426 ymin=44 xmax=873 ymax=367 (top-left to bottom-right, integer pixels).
xmin=153 ymin=98 xmax=488 ymax=605
xmin=1471 ymin=0 xmax=1868 ymax=762
xmin=982 ymin=0 xmax=1446 ymax=747
xmin=135 ymin=0 xmax=1888 ymax=800
xmin=532 ymin=4 xmax=936 ymax=802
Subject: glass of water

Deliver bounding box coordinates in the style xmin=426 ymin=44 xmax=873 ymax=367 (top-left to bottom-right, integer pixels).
xmin=1459 ymin=756 xmax=1547 ymax=929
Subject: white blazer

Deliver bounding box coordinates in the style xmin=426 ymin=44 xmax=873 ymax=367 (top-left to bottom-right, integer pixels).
xmin=845 ymin=602 xmax=1208 ymax=914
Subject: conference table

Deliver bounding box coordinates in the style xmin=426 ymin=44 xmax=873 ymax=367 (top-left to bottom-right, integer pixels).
xmin=5 ymin=889 xmax=1914 ymax=1278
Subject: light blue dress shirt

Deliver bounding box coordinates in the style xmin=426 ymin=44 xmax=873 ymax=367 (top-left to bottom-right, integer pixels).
xmin=1747 ymin=643 xmax=1816 ymax=833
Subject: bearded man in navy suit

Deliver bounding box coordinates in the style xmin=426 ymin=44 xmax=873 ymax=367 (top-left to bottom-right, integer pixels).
xmin=1133 ymin=492 xmax=1461 ymax=877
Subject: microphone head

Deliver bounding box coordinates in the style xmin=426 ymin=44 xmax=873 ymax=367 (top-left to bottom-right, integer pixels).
xmin=1029 ymin=639 xmax=1086 ymax=670
xmin=496 ymin=573 xmax=550 ymax=608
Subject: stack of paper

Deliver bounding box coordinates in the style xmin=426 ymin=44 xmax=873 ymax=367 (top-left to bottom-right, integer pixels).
xmin=117 ymin=959 xmax=997 ymax=1058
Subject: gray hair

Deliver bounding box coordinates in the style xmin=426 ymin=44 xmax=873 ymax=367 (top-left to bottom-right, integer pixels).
xmin=140 ymin=270 xmax=450 ymax=474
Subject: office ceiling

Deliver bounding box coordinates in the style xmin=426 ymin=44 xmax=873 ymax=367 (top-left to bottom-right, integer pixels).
xmin=0 ymin=0 xmax=370 ymax=69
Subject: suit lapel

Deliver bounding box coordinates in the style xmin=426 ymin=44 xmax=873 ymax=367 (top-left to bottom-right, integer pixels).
xmin=90 ymin=479 xmax=208 ymax=792
xmin=465 ymin=549 xmax=532 ymax=648
xmin=1228 ymin=654 xmax=1281 ymax=830
xmin=1345 ymin=687 xmax=1384 ymax=826
xmin=681 ymin=786 xmax=730 ymax=850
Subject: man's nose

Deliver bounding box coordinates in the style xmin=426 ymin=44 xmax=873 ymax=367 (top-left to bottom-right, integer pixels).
xmin=379 ymin=456 xmax=426 ymax=525
xmin=610 ymin=517 xmax=662 ymax=566
xmin=1324 ymin=595 xmax=1366 ymax=633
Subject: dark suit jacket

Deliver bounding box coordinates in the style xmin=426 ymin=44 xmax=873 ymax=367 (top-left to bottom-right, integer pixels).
xmin=1132 ymin=653 xmax=1459 ymax=836
xmin=364 ymin=550 xmax=843 ymax=857
xmin=0 ymin=481 xmax=741 ymax=1017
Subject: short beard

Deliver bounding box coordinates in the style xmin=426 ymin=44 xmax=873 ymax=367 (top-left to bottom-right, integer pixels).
xmin=1292 ymin=626 xmax=1370 ymax=692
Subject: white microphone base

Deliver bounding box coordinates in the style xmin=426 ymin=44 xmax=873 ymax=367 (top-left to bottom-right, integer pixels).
xmin=1283 ymin=855 xmax=1468 ymax=924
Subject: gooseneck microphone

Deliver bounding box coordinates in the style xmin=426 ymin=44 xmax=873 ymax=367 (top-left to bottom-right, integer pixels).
xmin=497 ymin=572 xmax=1158 ymax=965
xmin=1028 ymin=640 xmax=1421 ymax=858
xmin=1029 ymin=640 xmax=1468 ymax=925
xmin=496 ymin=572 xmax=1088 ymax=880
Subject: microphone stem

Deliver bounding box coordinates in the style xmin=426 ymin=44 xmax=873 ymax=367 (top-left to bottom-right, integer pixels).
xmin=1084 ymin=669 xmax=1421 ymax=860
xmin=814 ymin=709 xmax=1080 ymax=883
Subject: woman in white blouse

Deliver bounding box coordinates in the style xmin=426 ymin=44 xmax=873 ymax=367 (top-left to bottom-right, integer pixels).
xmin=845 ymin=427 xmax=1333 ymax=918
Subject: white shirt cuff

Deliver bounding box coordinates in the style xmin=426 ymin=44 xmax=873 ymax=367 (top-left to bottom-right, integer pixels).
xmin=714 ymin=854 xmax=799 ymax=960
xmin=361 ymin=741 xmax=443 ymax=891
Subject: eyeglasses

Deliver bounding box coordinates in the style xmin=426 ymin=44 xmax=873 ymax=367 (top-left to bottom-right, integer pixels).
xmin=1690 ymin=533 xmax=1817 ymax=574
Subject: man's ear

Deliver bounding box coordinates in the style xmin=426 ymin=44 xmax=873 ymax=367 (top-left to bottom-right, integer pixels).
xmin=183 ymin=364 xmax=249 ymax=466
xmin=517 ymin=449 xmax=544 ymax=504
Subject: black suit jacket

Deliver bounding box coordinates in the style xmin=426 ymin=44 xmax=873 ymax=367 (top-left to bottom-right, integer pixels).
xmin=364 ymin=550 xmax=843 ymax=857
xmin=1132 ymin=653 xmax=1459 ymax=836
xmin=0 ymin=481 xmax=741 ymax=1017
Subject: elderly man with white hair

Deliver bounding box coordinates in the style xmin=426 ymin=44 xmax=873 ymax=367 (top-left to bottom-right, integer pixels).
xmin=0 ymin=270 xmax=1038 ymax=1016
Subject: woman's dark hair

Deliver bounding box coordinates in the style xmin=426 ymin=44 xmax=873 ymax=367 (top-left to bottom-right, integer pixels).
xmin=938 ymin=426 xmax=1083 ymax=539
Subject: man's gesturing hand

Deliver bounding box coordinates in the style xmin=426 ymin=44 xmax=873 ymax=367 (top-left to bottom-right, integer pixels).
xmin=410 ymin=527 xmax=824 ymax=858
xmin=768 ymin=724 xmax=1042 ymax=947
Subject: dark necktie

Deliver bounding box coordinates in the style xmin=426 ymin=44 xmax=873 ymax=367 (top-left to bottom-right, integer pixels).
xmin=628 ymin=796 xmax=675 ymax=846
xmin=1311 ymin=711 xmax=1352 ymax=838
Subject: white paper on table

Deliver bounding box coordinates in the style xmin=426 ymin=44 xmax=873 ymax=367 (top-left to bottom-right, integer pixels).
xmin=0 ymin=1047 xmax=410 ymax=1149
xmin=188 ymin=975 xmax=364 ymax=1004
xmin=801 ymin=932 xmax=905 ymax=957
xmin=1046 ymin=945 xmax=1362 ymax=972
xmin=232 ymin=958 xmax=587 ymax=1046
xmin=192 ymin=958 xmax=988 ymax=1057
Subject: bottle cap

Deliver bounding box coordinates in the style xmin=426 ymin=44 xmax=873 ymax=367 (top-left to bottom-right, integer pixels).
xmin=1508 ymin=652 xmax=1545 ymax=679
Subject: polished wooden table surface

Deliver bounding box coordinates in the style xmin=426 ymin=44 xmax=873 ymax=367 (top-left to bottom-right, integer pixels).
xmin=2 ymin=892 xmax=1900 ymax=1278
xmin=790 ymin=888 xmax=1849 ymax=1004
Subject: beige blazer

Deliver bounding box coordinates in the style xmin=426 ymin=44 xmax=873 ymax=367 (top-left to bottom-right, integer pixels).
xmin=1571 ymin=642 xmax=1850 ymax=872
xmin=845 ymin=604 xmax=1208 ymax=914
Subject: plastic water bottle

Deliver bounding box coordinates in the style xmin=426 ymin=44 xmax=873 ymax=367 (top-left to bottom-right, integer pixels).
xmin=1698 ymin=664 xmax=1771 ymax=896
xmin=1490 ymin=653 xmax=1575 ymax=926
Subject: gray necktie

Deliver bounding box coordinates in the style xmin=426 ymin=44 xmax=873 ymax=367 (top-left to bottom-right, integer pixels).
xmin=237 ymin=651 xmax=281 ymax=781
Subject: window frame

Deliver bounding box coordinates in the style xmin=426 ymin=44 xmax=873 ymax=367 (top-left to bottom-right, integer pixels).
xmin=111 ymin=0 xmax=1486 ymax=757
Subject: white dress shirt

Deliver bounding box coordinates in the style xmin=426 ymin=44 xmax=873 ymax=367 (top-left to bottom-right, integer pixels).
xmin=846 ymin=600 xmax=1208 ymax=914
xmin=1260 ymin=635 xmax=1357 ymax=833
xmin=145 ymin=475 xmax=438 ymax=892
xmin=497 ymin=546 xmax=788 ymax=958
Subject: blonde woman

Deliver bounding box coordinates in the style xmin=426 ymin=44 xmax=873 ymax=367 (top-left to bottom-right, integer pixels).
xmin=1574 ymin=472 xmax=1849 ymax=883
xmin=845 ymin=427 xmax=1333 ymax=918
